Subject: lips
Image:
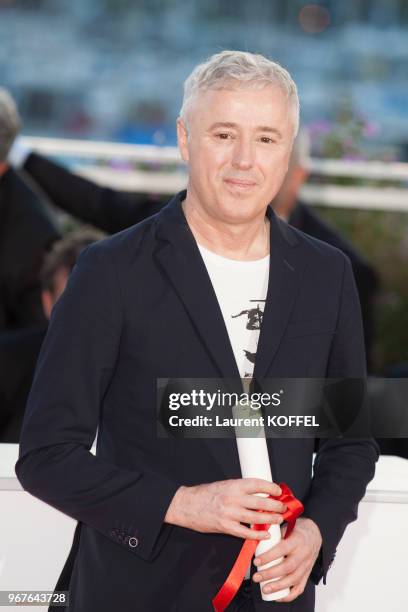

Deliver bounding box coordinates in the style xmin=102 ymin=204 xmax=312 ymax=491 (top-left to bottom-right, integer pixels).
xmin=224 ymin=178 xmax=257 ymax=187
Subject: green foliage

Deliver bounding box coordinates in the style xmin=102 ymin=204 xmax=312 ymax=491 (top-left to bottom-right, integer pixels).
xmin=308 ymin=104 xmax=407 ymax=372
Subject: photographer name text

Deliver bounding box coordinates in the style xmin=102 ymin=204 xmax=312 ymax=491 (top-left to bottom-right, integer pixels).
xmin=168 ymin=415 xmax=319 ymax=428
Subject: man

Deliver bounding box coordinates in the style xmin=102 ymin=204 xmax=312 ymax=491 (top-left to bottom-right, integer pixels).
xmin=272 ymin=135 xmax=379 ymax=371
xmin=16 ymin=51 xmax=379 ymax=612
xmin=0 ymin=230 xmax=102 ymax=443
xmin=0 ymin=88 xmax=60 ymax=331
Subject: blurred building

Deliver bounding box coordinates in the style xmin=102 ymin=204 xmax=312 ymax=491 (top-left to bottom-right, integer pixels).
xmin=0 ymin=0 xmax=407 ymax=153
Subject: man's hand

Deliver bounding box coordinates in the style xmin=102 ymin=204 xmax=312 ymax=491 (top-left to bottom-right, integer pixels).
xmin=252 ymin=517 xmax=322 ymax=602
xmin=164 ymin=478 xmax=286 ymax=540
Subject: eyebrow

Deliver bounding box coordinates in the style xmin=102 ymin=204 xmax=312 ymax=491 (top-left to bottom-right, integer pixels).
xmin=208 ymin=122 xmax=282 ymax=138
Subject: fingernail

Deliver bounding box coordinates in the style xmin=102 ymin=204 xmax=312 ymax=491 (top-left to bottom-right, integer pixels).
xmin=254 ymin=558 xmax=260 ymax=566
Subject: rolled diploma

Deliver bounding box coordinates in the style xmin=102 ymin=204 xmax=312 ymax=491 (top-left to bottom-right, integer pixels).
xmin=235 ymin=433 xmax=290 ymax=601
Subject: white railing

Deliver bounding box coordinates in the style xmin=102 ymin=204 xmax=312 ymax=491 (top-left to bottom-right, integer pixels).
xmin=21 ymin=136 xmax=408 ymax=212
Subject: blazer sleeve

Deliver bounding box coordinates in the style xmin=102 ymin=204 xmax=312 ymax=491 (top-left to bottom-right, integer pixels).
xmin=23 ymin=153 xmax=167 ymax=234
xmin=15 ymin=243 xmax=180 ymax=562
xmin=301 ymin=255 xmax=380 ymax=585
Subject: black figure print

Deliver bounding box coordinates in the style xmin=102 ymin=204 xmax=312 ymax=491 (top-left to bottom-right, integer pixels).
xmin=231 ymin=300 xmax=266 ymax=330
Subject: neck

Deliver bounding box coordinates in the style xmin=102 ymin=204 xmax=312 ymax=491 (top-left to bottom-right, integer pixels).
xmin=182 ymin=192 xmax=270 ymax=261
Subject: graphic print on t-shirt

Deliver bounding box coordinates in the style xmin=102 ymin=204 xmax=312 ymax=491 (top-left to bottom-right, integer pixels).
xmin=196 ymin=242 xmax=269 ymax=380
xmin=231 ymin=300 xmax=266 ymax=376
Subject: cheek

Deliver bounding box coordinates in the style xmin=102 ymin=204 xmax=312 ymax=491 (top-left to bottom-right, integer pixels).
xmin=259 ymin=152 xmax=289 ymax=183
xmin=201 ymin=144 xmax=231 ymax=175
xmin=190 ymin=146 xmax=217 ymax=173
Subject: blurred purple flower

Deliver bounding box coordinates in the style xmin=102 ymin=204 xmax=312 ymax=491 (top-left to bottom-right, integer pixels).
xmin=363 ymin=121 xmax=379 ymax=137
xmin=307 ymin=119 xmax=333 ymax=136
xmin=110 ymin=158 xmax=133 ymax=171
xmin=343 ymin=138 xmax=354 ymax=149
xmin=343 ymin=153 xmax=367 ymax=161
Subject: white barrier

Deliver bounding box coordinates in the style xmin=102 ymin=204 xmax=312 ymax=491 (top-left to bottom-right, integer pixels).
xmin=1 ymin=445 xmax=407 ymax=611
xmin=21 ymin=136 xmax=408 ymax=212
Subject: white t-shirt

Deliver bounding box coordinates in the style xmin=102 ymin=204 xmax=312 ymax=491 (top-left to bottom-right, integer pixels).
xmin=198 ymin=243 xmax=270 ymax=579
xmin=197 ymin=243 xmax=269 ymax=379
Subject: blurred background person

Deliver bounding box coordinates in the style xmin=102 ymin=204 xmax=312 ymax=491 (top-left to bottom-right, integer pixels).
xmin=0 ymin=88 xmax=60 ymax=331
xmin=0 ymin=229 xmax=102 ymax=443
xmin=15 ymin=147 xmax=167 ymax=235
xmin=272 ymin=133 xmax=380 ymax=372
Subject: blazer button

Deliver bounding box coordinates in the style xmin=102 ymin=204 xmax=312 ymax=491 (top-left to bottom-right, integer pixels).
xmin=129 ymin=537 xmax=139 ymax=548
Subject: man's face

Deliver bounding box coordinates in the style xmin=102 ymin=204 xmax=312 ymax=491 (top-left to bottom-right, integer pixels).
xmin=177 ymin=83 xmax=295 ymax=224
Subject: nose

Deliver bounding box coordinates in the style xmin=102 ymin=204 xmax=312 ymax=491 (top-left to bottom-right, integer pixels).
xmin=231 ymin=137 xmax=254 ymax=171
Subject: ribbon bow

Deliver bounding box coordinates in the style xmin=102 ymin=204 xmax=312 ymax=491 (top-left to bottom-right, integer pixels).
xmin=212 ymin=483 xmax=303 ymax=612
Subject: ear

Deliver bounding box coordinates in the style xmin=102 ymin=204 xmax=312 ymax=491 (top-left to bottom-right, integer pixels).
xmin=41 ymin=290 xmax=53 ymax=320
xmin=177 ymin=118 xmax=189 ymax=163
xmin=292 ymin=165 xmax=309 ymax=189
xmin=0 ymin=162 xmax=9 ymax=177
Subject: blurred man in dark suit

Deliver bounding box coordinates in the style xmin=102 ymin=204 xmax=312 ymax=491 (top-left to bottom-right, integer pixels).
xmin=0 ymin=230 xmax=102 ymax=443
xmin=0 ymin=89 xmax=60 ymax=331
xmin=272 ymin=135 xmax=379 ymax=372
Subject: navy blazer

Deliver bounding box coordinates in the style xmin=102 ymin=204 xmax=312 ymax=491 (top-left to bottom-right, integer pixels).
xmin=16 ymin=192 xmax=379 ymax=612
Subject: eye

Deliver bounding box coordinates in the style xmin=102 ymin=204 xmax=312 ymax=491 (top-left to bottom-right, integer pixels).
xmin=259 ymin=136 xmax=275 ymax=144
xmin=216 ymin=132 xmax=232 ymax=140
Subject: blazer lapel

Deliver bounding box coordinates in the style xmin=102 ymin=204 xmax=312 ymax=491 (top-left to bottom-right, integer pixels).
xmin=254 ymin=207 xmax=306 ymax=380
xmin=154 ymin=192 xmax=241 ymax=382
xmin=154 ymin=193 xmax=242 ymax=479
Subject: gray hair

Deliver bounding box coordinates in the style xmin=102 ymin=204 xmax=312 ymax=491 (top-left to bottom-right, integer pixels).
xmin=0 ymin=88 xmax=21 ymax=163
xmin=179 ymin=50 xmax=299 ymax=137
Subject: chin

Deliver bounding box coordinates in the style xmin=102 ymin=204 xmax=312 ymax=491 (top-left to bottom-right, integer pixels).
xmin=216 ymin=199 xmax=264 ymax=224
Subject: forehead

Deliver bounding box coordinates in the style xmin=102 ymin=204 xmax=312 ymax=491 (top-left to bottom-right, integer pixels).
xmin=189 ymin=84 xmax=291 ymax=131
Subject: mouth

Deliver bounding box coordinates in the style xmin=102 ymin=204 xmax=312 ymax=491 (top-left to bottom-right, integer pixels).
xmin=224 ymin=178 xmax=257 ymax=190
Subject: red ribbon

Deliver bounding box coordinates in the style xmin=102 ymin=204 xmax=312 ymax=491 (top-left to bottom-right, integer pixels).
xmin=212 ymin=483 xmax=304 ymax=612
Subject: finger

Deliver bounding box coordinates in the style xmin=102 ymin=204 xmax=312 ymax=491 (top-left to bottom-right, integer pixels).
xmin=228 ymin=522 xmax=271 ymax=541
xmin=237 ymin=509 xmax=285 ymax=525
xmin=243 ymin=494 xmax=287 ymax=514
xmin=261 ymin=568 xmax=305 ymax=596
xmin=275 ymin=577 xmax=308 ymax=603
xmin=254 ymin=537 xmax=298 ymax=567
xmin=253 ymin=555 xmax=303 ymax=583
xmin=240 ymin=479 xmax=282 ymax=497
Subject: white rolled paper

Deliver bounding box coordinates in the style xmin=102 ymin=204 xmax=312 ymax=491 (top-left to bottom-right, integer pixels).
xmin=234 ymin=406 xmax=290 ymax=602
